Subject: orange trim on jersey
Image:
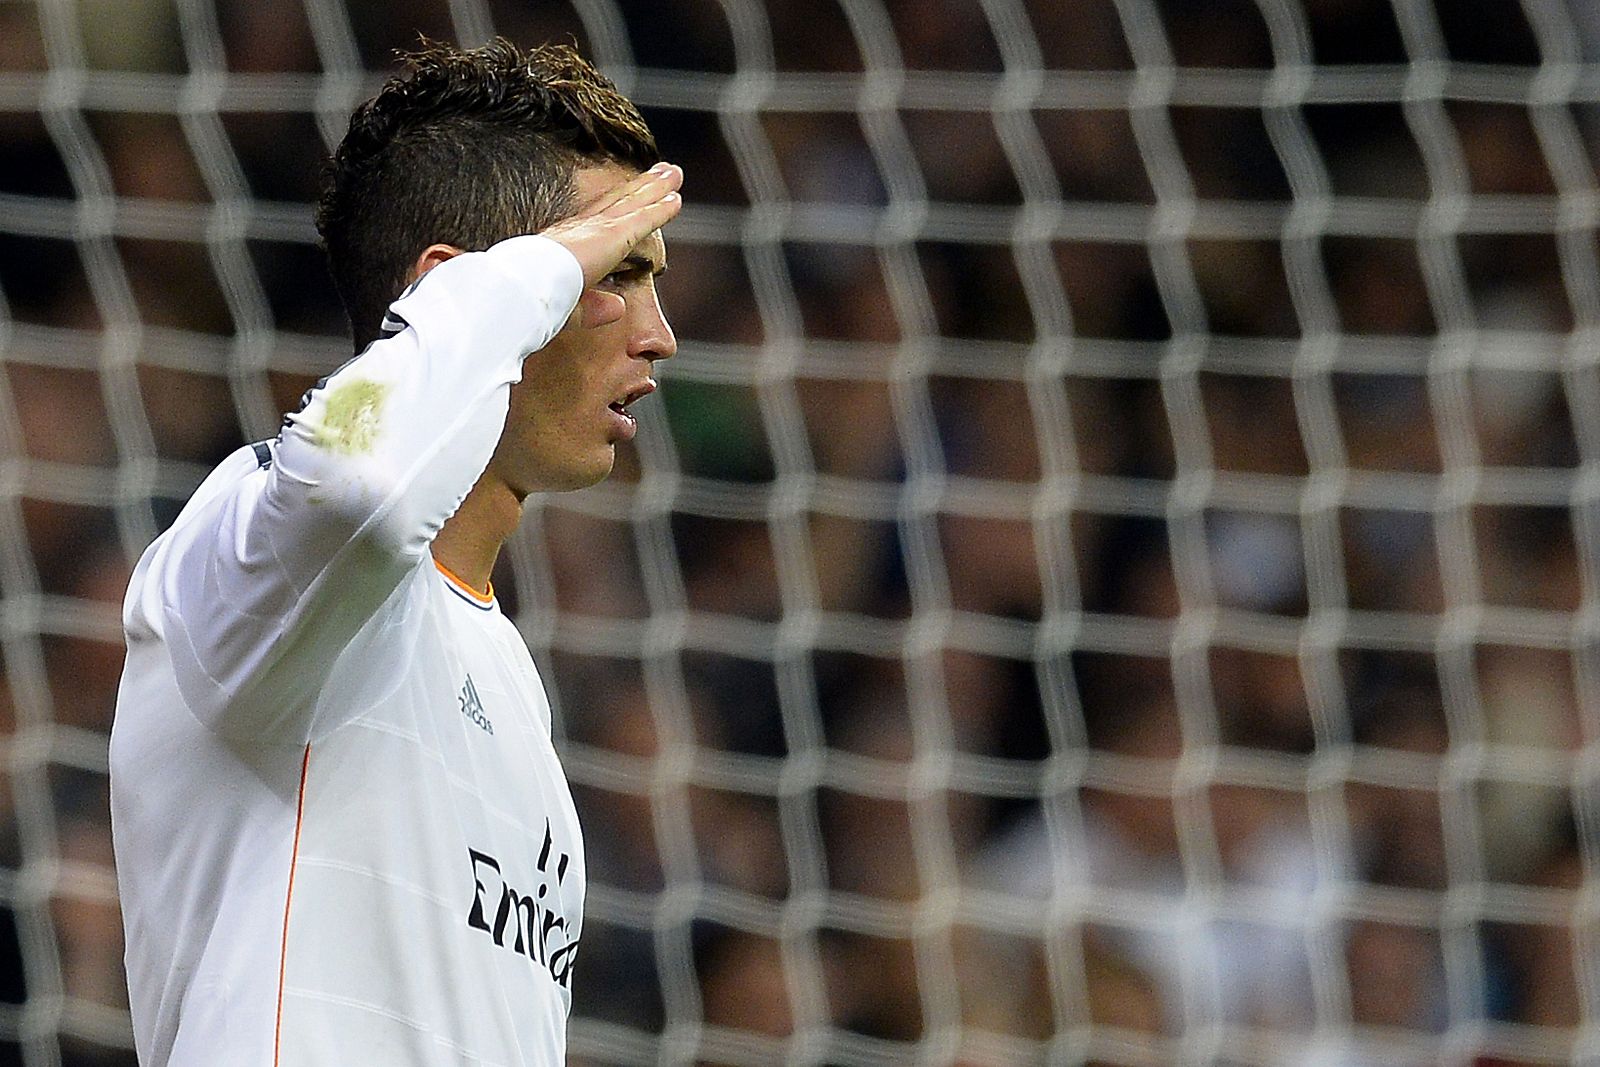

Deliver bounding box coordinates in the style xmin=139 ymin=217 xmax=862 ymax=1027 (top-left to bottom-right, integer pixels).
xmin=274 ymin=743 xmax=312 ymax=1067
xmin=433 ymin=557 xmax=494 ymax=604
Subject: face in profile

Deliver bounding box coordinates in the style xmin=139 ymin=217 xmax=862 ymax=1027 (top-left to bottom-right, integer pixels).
xmin=487 ymin=162 xmax=678 ymax=496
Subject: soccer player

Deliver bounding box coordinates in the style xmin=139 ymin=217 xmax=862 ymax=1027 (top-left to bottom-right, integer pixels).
xmin=109 ymin=40 xmax=681 ymax=1066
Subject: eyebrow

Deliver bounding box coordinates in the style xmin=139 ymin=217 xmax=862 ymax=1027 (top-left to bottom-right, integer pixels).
xmin=619 ymin=253 xmax=667 ymax=276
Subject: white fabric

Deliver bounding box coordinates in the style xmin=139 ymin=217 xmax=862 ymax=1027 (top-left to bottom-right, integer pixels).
xmin=111 ymin=235 xmax=587 ymax=1067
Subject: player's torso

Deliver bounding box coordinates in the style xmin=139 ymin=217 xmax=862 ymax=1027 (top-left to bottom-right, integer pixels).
xmin=277 ymin=563 xmax=584 ymax=1066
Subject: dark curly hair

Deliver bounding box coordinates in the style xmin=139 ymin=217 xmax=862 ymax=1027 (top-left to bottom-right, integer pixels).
xmin=316 ymin=38 xmax=659 ymax=351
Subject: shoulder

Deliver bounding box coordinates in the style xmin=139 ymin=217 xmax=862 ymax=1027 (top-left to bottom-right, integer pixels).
xmin=145 ymin=439 xmax=275 ymax=547
xmin=180 ymin=440 xmax=277 ymax=520
xmin=124 ymin=443 xmax=275 ymax=616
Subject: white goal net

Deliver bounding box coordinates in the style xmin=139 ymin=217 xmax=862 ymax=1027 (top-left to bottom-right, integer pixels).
xmin=0 ymin=0 xmax=1597 ymax=1064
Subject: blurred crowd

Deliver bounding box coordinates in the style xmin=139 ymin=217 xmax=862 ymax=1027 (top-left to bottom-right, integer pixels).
xmin=0 ymin=0 xmax=1596 ymax=1064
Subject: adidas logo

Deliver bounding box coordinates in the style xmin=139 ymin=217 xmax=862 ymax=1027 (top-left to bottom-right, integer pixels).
xmin=459 ymin=674 xmax=494 ymax=735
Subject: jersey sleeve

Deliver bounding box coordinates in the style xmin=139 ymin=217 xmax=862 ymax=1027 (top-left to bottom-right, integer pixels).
xmin=139 ymin=234 xmax=584 ymax=744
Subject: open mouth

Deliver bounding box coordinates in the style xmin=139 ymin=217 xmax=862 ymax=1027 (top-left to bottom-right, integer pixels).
xmin=609 ymin=381 xmax=655 ymax=419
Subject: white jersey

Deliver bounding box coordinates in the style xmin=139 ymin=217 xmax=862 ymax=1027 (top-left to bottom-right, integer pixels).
xmin=111 ymin=236 xmax=587 ymax=1067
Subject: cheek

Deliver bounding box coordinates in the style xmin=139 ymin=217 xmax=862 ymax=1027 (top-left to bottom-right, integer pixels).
xmin=510 ymin=348 xmax=609 ymax=448
xmin=517 ymin=350 xmax=587 ymax=414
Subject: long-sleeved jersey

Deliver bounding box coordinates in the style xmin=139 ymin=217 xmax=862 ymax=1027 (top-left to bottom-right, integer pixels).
xmin=111 ymin=235 xmax=587 ymax=1066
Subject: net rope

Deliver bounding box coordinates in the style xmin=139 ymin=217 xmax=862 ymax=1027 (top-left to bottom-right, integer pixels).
xmin=0 ymin=0 xmax=1596 ymax=1064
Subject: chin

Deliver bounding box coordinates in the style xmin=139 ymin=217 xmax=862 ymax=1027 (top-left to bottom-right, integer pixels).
xmin=539 ymin=449 xmax=616 ymax=494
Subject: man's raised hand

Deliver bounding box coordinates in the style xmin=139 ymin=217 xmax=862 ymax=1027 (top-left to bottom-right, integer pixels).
xmin=542 ymin=163 xmax=683 ymax=290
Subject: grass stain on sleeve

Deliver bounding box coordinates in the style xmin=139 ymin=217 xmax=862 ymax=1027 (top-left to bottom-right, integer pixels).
xmin=315 ymin=379 xmax=389 ymax=454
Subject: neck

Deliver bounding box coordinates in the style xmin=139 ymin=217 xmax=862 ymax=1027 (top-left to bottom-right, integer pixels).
xmin=432 ymin=473 xmax=524 ymax=597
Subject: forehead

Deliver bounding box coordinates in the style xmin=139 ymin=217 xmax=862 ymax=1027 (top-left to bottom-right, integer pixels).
xmin=572 ymin=162 xmax=667 ymax=267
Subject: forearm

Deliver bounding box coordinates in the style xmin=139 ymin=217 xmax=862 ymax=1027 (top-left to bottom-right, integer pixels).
xmin=156 ymin=235 xmax=582 ymax=737
xmin=273 ymin=234 xmax=582 ymax=565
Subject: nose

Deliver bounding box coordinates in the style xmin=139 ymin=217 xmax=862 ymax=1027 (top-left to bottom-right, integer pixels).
xmin=628 ymin=286 xmax=676 ymax=363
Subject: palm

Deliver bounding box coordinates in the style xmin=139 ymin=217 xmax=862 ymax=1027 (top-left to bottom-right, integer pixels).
xmin=542 ymin=163 xmax=683 ymax=289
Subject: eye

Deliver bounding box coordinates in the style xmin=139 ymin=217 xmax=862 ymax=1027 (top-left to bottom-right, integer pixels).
xmin=601 ymin=260 xmax=660 ymax=290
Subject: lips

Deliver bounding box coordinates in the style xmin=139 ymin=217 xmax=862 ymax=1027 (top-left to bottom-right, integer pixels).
xmin=605 ymin=379 xmax=655 ymax=441
xmin=608 ymin=380 xmax=655 ymax=416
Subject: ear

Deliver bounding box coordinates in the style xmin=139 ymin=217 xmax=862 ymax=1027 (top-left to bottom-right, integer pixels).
xmin=409 ymin=243 xmax=465 ymax=283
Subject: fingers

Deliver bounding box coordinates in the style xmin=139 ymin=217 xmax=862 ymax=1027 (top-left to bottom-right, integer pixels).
xmin=541 ymin=161 xmax=683 ymax=290
xmin=587 ymin=166 xmax=682 ymax=250
xmin=598 ymin=162 xmax=683 ymax=215
xmin=614 ymin=184 xmax=681 ymax=247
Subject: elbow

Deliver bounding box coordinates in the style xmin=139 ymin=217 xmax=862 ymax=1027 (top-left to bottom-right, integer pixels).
xmin=273 ymin=390 xmax=449 ymax=565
